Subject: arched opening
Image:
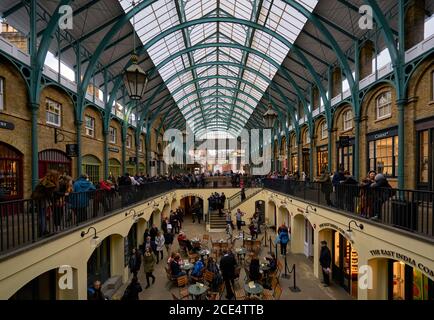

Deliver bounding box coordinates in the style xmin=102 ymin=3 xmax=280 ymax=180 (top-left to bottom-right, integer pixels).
xmin=0 ymin=142 xmax=23 ymax=200
xmin=125 ymin=223 xmax=138 ymax=269
xmin=87 ymin=236 xmax=111 ymax=288
xmin=319 ymin=228 xmax=359 ymax=299
xmin=266 ymin=200 xmax=277 ymax=228
xmin=38 ymin=149 xmax=72 ymax=178
xmin=255 ymin=200 xmax=265 ymax=226
xmin=292 ymin=214 xmax=305 ymax=254
xmin=303 ymin=218 xmax=314 ymax=259
xmin=278 ymin=206 xmax=290 ymax=229
xmin=368 ymin=257 xmax=434 ymax=300
xmin=82 ymin=154 xmax=101 ymax=185
xmin=180 ymin=196 xmax=204 ymax=223
xmin=9 ymin=266 xmax=78 ymax=300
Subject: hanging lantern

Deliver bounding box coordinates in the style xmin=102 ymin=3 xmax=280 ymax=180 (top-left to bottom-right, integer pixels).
xmin=123 ymin=54 xmax=148 ymax=101
xmin=263 ymin=102 xmax=278 ymax=129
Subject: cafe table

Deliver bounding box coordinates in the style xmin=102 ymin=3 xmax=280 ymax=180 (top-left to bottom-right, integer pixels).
xmin=188 ymin=283 xmax=209 ymax=300
xmin=244 ymin=282 xmax=264 ymax=297
xmin=181 ymin=261 xmax=194 ymax=276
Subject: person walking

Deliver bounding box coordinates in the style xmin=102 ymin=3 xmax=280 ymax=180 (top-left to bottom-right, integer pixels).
xmin=128 ymin=248 xmax=142 ymax=277
xmin=220 ymin=250 xmax=237 ymax=300
xmin=149 ymin=224 xmax=158 ymax=242
xmin=236 ymin=209 xmax=245 ymax=231
xmin=155 ymin=231 xmax=165 ymax=264
xmin=278 ymin=224 xmax=290 ymax=256
xmin=143 ymin=247 xmax=156 ymax=289
xmin=88 ymin=280 xmax=106 ymax=300
xmin=121 ymin=276 xmax=142 ymax=300
xmin=164 ymin=231 xmax=174 ymax=254
xmin=319 ymin=241 xmax=332 ymax=287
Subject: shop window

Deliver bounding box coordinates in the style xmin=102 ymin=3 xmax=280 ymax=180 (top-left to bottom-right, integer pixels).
xmin=317 ymin=146 xmax=328 ymax=175
xmin=303 ymin=130 xmax=310 ymax=145
xmin=291 ymin=153 xmax=298 ymax=173
xmin=109 ymin=126 xmax=116 ymax=144
xmin=419 ymin=130 xmax=429 ymax=183
xmin=38 ymin=149 xmax=71 ymax=178
xmin=45 ymin=98 xmax=61 ymax=127
xmin=376 ymin=91 xmax=392 ymax=120
xmin=81 ymin=155 xmax=101 ymax=185
xmin=126 ymin=134 xmax=132 ymax=149
xmin=368 ymin=135 xmax=398 ymax=177
xmin=321 ymin=121 xmax=328 ymax=139
xmin=0 ymin=77 xmax=4 ymax=111
xmin=343 ymin=110 xmax=353 ymax=131
xmin=138 ymin=139 xmax=143 ymax=152
xmin=85 ymin=115 xmax=95 ymax=137
xmin=0 ymin=142 xmax=23 ymax=200
xmin=108 ymin=158 xmax=121 ymax=181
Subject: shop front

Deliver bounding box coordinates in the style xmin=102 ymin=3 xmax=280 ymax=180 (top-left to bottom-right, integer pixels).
xmin=366 ymin=127 xmax=398 ymax=177
xmin=332 ymin=231 xmax=359 ymax=298
xmin=316 ymin=145 xmax=328 ymax=175
xmin=336 ymin=136 xmax=354 ymax=174
xmin=87 ymin=237 xmax=111 ymax=287
xmin=304 ymin=218 xmax=313 ymax=258
xmin=388 ymin=259 xmax=434 ymax=300
xmin=38 ymin=149 xmax=72 ymax=178
xmin=416 ymin=117 xmax=434 ymax=191
xmin=0 ymin=142 xmax=23 ymax=200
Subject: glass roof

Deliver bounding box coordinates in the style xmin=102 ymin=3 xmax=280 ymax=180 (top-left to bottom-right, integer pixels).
xmin=119 ymin=0 xmax=318 ymax=136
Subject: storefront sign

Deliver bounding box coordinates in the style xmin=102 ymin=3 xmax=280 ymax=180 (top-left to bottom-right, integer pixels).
xmin=109 ymin=147 xmax=119 ymax=153
xmin=369 ymin=249 xmax=434 ymax=278
xmin=367 ymin=127 xmax=398 ymax=142
xmin=319 ymin=222 xmax=354 ymax=244
xmin=0 ymin=120 xmax=14 ymax=130
xmin=66 ymin=144 xmax=78 ymax=157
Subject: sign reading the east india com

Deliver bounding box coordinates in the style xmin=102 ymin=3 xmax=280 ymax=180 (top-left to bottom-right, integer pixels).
xmin=370 ymin=249 xmax=434 ymax=278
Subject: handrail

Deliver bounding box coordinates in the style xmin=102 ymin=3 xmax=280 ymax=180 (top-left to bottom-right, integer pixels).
xmin=263 ymin=178 xmax=434 ymax=239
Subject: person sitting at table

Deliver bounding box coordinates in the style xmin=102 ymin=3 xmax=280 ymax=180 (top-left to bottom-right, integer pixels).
xmin=191 ymin=256 xmax=205 ymax=279
xmin=170 ymin=254 xmax=186 ymax=278
xmin=178 ymin=232 xmax=193 ymax=251
xmin=249 ymin=257 xmax=261 ymax=282
xmin=167 ymin=252 xmax=176 ymax=266
xmin=265 ymin=253 xmax=277 ymax=272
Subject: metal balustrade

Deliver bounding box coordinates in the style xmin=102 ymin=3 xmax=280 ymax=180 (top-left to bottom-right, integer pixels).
xmin=263 ymin=178 xmax=434 ymax=239
xmin=0 ymin=181 xmax=176 ymax=254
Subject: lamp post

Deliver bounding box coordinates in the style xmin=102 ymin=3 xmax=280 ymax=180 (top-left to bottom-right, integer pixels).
xmin=81 ymin=227 xmax=100 ymax=249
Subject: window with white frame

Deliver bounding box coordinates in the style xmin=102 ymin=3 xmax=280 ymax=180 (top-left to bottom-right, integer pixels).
xmin=126 ymin=134 xmax=132 ymax=149
xmin=0 ymin=77 xmax=4 ymax=111
xmin=321 ymin=121 xmax=328 ymax=139
xmin=85 ymin=115 xmax=95 ymax=137
xmin=343 ymin=110 xmax=353 ymax=131
xmin=376 ymin=91 xmax=392 ymax=120
xmin=109 ymin=126 xmax=116 ymax=144
xmin=45 ymin=98 xmax=61 ymax=127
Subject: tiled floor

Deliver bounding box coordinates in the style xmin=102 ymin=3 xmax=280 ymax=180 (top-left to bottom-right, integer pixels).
xmin=111 ymin=217 xmax=352 ymax=300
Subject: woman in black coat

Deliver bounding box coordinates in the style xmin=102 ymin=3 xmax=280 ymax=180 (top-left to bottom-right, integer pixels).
xmin=122 ymin=276 xmax=142 ymax=300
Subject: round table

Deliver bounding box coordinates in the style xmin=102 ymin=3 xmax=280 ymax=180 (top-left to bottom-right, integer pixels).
xmin=244 ymin=282 xmax=264 ymax=296
xmin=199 ymin=249 xmax=210 ymax=259
xmin=181 ymin=263 xmax=193 ymax=276
xmin=188 ymin=283 xmax=209 ymax=300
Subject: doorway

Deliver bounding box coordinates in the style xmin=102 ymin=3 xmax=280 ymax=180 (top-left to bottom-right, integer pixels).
xmin=302 ymin=149 xmax=310 ymax=175
xmin=303 ymin=219 xmax=313 ymax=258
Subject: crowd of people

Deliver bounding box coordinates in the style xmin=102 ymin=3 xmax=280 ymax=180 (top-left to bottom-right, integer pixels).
xmin=267 ymin=164 xmax=395 ymax=219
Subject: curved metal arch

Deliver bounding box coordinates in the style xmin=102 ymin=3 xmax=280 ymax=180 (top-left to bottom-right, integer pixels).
xmin=282 ymin=0 xmax=357 ymax=113
xmin=186 ymin=106 xmax=249 ymax=127
xmin=152 ymin=42 xmax=308 ymax=123
xmin=137 ymin=43 xmax=300 ymax=132
xmin=193 ymin=121 xmax=242 ymax=133
xmin=194 ymin=127 xmax=239 ymax=138
xmin=152 ymin=74 xmax=287 ymax=127
xmin=184 ymin=100 xmax=252 ymax=122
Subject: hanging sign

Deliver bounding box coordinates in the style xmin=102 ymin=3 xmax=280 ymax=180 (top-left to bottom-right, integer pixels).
xmin=0 ymin=120 xmax=14 ymax=130
xmin=66 ymin=144 xmax=79 ymax=157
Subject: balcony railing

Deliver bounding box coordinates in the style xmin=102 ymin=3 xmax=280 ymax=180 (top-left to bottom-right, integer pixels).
xmin=263 ymin=179 xmax=434 ymax=239
xmin=0 ymin=181 xmax=177 ymax=255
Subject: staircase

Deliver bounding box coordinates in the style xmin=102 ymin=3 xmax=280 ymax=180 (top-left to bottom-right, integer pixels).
xmin=209 ymin=210 xmax=227 ymax=231
xmin=227 ymin=188 xmax=262 ymax=211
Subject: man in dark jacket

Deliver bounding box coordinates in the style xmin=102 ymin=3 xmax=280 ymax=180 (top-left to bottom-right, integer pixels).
xmin=121 ymin=276 xmax=142 ymax=300
xmin=319 ymin=241 xmax=332 ymax=287
xmin=88 ymin=280 xmax=105 ymax=300
xmin=370 ymin=173 xmax=393 ymax=220
xmin=128 ymin=248 xmax=142 ymax=277
xmin=220 ymin=250 xmax=237 ymax=299
xmin=332 ymin=165 xmax=346 ymax=209
xmin=149 ymin=224 xmax=158 ymax=241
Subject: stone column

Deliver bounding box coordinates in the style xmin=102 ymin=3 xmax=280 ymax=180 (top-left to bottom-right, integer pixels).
xmin=405 ymin=0 xmax=426 ymax=50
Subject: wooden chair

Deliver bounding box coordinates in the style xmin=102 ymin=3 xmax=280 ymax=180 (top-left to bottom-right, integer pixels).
xmin=187 ymin=249 xmax=199 ymax=262
xmin=203 ymin=270 xmax=215 ymax=285
xmin=177 ymin=274 xmax=189 ymax=288
xmin=191 ymin=267 xmax=206 ymax=284
xmin=263 ymin=284 xmax=283 ymax=300
xmin=263 ymin=276 xmax=279 ymax=298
